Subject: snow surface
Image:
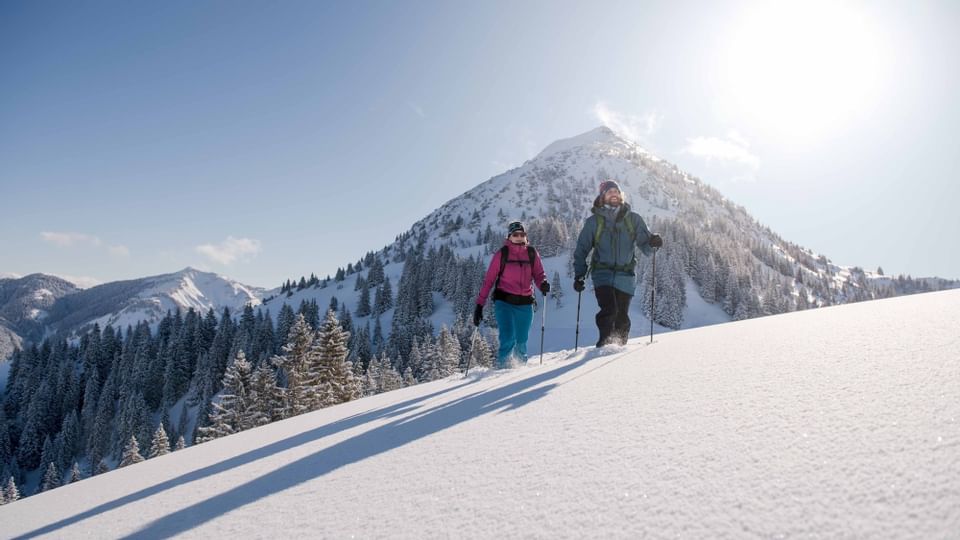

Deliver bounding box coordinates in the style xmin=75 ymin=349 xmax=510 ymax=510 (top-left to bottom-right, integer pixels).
xmin=3 ymin=290 xmax=958 ymax=538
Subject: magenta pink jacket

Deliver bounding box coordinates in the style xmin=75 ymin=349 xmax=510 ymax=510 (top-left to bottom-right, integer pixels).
xmin=475 ymin=241 xmax=547 ymax=306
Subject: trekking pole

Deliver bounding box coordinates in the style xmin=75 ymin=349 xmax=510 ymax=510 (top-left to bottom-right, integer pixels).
xmin=575 ymin=290 xmax=582 ymax=352
xmin=650 ymin=248 xmax=657 ymax=344
xmin=540 ymin=291 xmax=547 ymax=364
xmin=464 ymin=328 xmax=479 ymax=377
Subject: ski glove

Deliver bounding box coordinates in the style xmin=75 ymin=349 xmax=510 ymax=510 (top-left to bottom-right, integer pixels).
xmin=649 ymin=233 xmax=663 ymax=248
xmin=573 ymin=278 xmax=586 ymax=292
xmin=473 ymin=304 xmax=483 ymax=327
xmin=540 ymin=281 xmax=550 ymax=295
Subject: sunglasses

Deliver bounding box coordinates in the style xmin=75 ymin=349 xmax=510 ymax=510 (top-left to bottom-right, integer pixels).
xmin=510 ymin=232 xmax=527 ymax=238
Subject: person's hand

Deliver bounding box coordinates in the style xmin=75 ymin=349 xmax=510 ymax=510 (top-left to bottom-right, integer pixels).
xmin=473 ymin=304 xmax=483 ymax=327
xmin=573 ymin=278 xmax=586 ymax=293
xmin=539 ymin=281 xmax=550 ymax=295
xmin=649 ymin=233 xmax=663 ymax=248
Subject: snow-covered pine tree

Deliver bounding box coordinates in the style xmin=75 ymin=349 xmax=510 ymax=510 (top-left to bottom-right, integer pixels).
xmin=275 ymin=304 xmax=297 ymax=354
xmin=310 ymin=309 xmax=361 ymax=408
xmin=148 ymin=424 xmax=171 ymax=458
xmin=363 ymin=352 xmax=382 ymax=396
xmin=198 ymin=350 xmax=256 ymax=442
xmin=249 ymin=363 xmax=281 ymax=427
xmin=39 ymin=462 xmax=61 ymax=492
xmin=3 ymin=476 xmax=19 ymax=504
xmin=377 ymin=352 xmax=403 ymax=393
xmin=466 ymin=329 xmax=492 ymax=370
xmin=550 ymin=271 xmax=564 ymax=307
xmin=69 ymin=462 xmax=83 ymax=484
xmin=374 ymin=277 xmax=394 ymax=315
xmin=356 ymin=281 xmax=372 ymax=317
xmin=175 ymin=436 xmax=186 ymax=451
xmin=270 ymin=315 xmax=315 ymax=419
xmin=372 ymin=316 xmax=385 ymax=357
xmin=437 ymin=326 xmax=461 ymax=377
xmin=119 ymin=436 xmax=144 ymax=467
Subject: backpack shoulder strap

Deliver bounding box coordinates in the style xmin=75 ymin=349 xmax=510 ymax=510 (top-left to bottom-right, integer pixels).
xmin=494 ymin=245 xmax=509 ymax=289
xmin=593 ymin=215 xmax=605 ymax=247
xmin=624 ymin=213 xmax=636 ymax=239
xmin=526 ymin=246 xmax=536 ymax=266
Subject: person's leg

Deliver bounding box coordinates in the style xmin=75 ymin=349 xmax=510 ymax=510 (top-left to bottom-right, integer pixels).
xmin=613 ymin=289 xmax=634 ymax=345
xmin=512 ymin=303 xmax=534 ymax=362
xmin=494 ymin=301 xmax=516 ymax=368
xmin=594 ymin=286 xmax=617 ymax=347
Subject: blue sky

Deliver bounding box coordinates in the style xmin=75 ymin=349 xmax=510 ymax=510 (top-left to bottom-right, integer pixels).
xmin=1 ymin=0 xmax=958 ymax=288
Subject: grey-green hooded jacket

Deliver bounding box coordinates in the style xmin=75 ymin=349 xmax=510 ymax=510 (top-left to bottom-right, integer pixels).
xmin=573 ymin=201 xmax=654 ymax=295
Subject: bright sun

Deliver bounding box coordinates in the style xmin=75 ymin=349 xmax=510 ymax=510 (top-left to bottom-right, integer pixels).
xmin=719 ymin=2 xmax=889 ymax=142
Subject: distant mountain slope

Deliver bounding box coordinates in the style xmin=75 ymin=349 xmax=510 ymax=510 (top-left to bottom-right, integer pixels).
xmin=0 ymin=273 xmax=79 ymax=349
xmin=3 ymin=289 xmax=957 ymax=538
xmin=42 ymin=267 xmax=265 ymax=336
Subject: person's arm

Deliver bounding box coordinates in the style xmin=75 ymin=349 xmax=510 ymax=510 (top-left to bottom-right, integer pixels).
xmin=532 ymin=250 xmax=547 ymax=289
xmin=475 ymin=250 xmax=502 ymax=306
xmin=632 ymin=214 xmax=653 ymax=256
xmin=573 ymin=217 xmax=595 ymax=278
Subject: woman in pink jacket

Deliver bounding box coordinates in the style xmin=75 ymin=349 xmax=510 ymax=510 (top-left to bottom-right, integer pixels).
xmin=474 ymin=221 xmax=549 ymax=367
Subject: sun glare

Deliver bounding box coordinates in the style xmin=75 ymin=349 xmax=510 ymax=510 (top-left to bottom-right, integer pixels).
xmin=719 ymin=2 xmax=889 ymax=142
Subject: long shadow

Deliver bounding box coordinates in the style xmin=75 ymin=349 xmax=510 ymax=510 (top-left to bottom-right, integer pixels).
xmin=14 ymin=382 xmax=473 ymax=539
xmin=125 ymin=355 xmax=597 ymax=538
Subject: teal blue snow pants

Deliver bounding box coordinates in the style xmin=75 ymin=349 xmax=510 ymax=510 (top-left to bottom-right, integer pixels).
xmin=494 ymin=300 xmax=534 ymax=367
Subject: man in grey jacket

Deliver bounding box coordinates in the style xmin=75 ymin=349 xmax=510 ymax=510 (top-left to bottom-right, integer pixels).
xmin=573 ymin=180 xmax=663 ymax=347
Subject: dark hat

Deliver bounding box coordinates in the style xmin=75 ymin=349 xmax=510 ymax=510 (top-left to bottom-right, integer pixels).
xmin=507 ymin=221 xmax=525 ymax=236
xmin=599 ymin=180 xmax=622 ymax=196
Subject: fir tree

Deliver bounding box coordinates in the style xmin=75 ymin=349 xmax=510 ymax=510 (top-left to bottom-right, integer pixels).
xmin=119 ymin=436 xmax=144 ymax=467
xmin=374 ymin=277 xmax=394 ymax=315
xmin=309 ymin=310 xmax=361 ymax=408
xmin=174 ymin=436 xmax=186 ymax=451
xmin=356 ymin=281 xmax=372 ymax=317
xmin=148 ymin=425 xmax=171 ymax=458
xmin=249 ymin=363 xmax=281 ymax=427
xmin=69 ymin=462 xmax=83 ymax=484
xmin=3 ymin=476 xmax=19 ymax=504
xmin=270 ymin=314 xmax=315 ymax=418
xmin=550 ymin=271 xmax=564 ymax=307
xmin=40 ymin=462 xmax=61 ymax=492
xmin=197 ymin=350 xmax=255 ymax=442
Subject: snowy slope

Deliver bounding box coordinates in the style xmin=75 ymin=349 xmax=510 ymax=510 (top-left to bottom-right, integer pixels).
xmin=3 ymin=289 xmax=957 ymax=538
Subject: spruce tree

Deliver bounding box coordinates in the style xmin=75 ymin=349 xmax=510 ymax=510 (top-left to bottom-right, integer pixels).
xmin=356 ymin=281 xmax=372 ymax=317
xmin=310 ymin=310 xmax=361 ymax=408
xmin=550 ymin=271 xmax=564 ymax=307
xmin=3 ymin=476 xmax=19 ymax=503
xmin=175 ymin=436 xmax=186 ymax=451
xmin=148 ymin=425 xmax=171 ymax=458
xmin=40 ymin=462 xmax=61 ymax=492
xmin=270 ymin=314 xmax=315 ymax=418
xmin=69 ymin=462 xmax=83 ymax=484
xmin=377 ymin=353 xmax=403 ymax=393
xmin=119 ymin=436 xmax=144 ymax=467
xmin=197 ymin=350 xmax=255 ymax=442
xmin=249 ymin=364 xmax=281 ymax=427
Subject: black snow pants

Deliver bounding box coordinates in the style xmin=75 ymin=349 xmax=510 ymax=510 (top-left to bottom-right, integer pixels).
xmin=594 ymin=285 xmax=633 ymax=347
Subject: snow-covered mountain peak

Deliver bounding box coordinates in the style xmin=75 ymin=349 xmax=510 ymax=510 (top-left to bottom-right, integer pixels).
xmin=534 ymin=125 xmax=648 ymax=161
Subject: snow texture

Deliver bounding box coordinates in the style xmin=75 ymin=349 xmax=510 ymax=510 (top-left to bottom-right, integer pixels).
xmin=1 ymin=290 xmax=957 ymax=538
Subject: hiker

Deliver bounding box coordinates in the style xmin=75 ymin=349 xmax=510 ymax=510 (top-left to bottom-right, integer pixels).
xmin=474 ymin=221 xmax=549 ymax=368
xmin=573 ymin=180 xmax=663 ymax=347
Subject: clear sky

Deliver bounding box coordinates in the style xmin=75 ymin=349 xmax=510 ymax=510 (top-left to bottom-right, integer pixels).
xmin=2 ymin=0 xmax=958 ymax=288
